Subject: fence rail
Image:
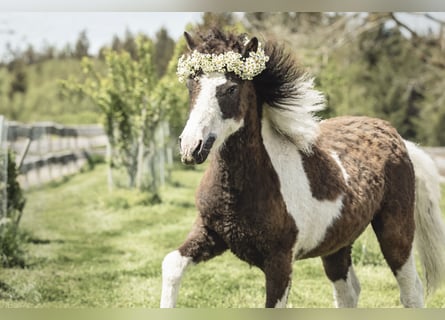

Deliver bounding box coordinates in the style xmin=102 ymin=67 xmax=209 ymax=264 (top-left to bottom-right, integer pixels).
xmin=2 ymin=119 xmax=445 ymax=189
xmin=6 ymin=121 xmax=107 ymax=188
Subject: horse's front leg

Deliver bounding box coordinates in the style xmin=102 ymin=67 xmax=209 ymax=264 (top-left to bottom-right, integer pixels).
xmin=160 ymin=218 xmax=227 ymax=308
xmin=264 ymin=251 xmax=294 ymax=308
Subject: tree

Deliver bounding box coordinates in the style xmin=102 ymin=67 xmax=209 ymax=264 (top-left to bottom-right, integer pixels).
xmin=5 ymin=58 xmax=28 ymax=120
xmin=153 ymin=27 xmax=175 ymax=78
xmin=7 ymin=61 xmax=27 ymax=100
xmin=23 ymin=44 xmax=37 ymax=64
xmin=244 ymin=12 xmax=445 ymax=145
xmin=111 ymin=35 xmax=123 ymax=52
xmin=245 ymin=12 xmax=326 ymax=34
xmin=42 ymin=43 xmax=56 ymax=61
xmin=58 ymin=43 xmax=74 ymax=59
xmin=316 ymin=17 xmax=440 ymax=144
xmin=74 ymin=30 xmax=90 ymax=59
xmin=61 ymin=36 xmax=162 ymax=191
xmin=122 ymin=29 xmax=138 ymax=60
xmin=200 ymin=12 xmax=235 ymax=30
xmin=152 ymin=35 xmax=189 ymax=139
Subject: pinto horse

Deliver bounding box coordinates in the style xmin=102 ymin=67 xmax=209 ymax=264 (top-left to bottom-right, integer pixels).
xmin=160 ymin=29 xmax=445 ymax=308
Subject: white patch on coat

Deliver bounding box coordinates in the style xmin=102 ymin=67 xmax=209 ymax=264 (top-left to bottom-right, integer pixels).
xmin=274 ymin=283 xmax=291 ymax=308
xmin=395 ymin=252 xmax=424 ymax=308
xmin=331 ymin=151 xmax=349 ymax=183
xmin=332 ymin=266 xmax=360 ymax=307
xmin=261 ymin=117 xmax=344 ymax=257
xmin=160 ymin=250 xmax=193 ymax=308
xmin=179 ymin=73 xmax=244 ymax=163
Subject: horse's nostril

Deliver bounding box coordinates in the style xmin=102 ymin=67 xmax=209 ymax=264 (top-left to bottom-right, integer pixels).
xmin=194 ymin=140 xmax=203 ymax=155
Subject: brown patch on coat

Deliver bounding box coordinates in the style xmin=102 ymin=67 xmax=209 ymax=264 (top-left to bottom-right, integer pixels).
xmin=322 ymin=246 xmax=352 ymax=282
xmin=299 ymin=117 xmax=415 ymax=274
xmin=371 ymin=157 xmax=415 ymax=273
xmin=186 ymin=79 xmax=201 ymax=111
xmin=216 ymin=78 xmax=241 ymax=119
xmin=178 ymin=216 xmax=228 ymax=263
xmin=215 ymin=75 xmax=253 ymax=122
xmin=301 ymin=147 xmax=346 ymax=201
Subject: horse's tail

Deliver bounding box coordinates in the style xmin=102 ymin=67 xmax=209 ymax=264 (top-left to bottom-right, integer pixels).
xmin=405 ymin=140 xmax=445 ymax=295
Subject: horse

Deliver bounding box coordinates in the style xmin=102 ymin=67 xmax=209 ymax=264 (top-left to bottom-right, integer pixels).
xmin=160 ymin=28 xmax=445 ymax=308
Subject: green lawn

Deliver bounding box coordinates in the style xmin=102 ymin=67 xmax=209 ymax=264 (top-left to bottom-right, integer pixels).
xmin=0 ymin=164 xmax=444 ymax=307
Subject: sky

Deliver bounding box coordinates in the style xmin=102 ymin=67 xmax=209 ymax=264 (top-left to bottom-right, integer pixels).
xmin=0 ymin=12 xmax=444 ymax=61
xmin=0 ymin=12 xmax=203 ymax=60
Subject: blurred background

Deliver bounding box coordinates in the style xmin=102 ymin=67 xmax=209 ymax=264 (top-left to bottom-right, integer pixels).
xmin=0 ymin=12 xmax=445 ymax=307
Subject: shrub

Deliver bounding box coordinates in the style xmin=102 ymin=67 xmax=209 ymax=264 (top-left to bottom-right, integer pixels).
xmin=0 ymin=150 xmax=26 ymax=268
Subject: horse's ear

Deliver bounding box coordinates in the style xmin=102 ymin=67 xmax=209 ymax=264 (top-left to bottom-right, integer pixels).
xmin=242 ymin=37 xmax=258 ymax=58
xmin=184 ymin=32 xmax=197 ymax=50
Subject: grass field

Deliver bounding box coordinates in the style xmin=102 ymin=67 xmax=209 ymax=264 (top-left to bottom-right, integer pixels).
xmin=0 ymin=164 xmax=445 ymax=308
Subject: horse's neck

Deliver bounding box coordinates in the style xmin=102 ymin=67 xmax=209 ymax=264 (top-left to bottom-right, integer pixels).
xmin=218 ymin=128 xmax=260 ymax=168
xmin=199 ymin=108 xmax=290 ymax=226
xmin=214 ymin=111 xmax=275 ymax=190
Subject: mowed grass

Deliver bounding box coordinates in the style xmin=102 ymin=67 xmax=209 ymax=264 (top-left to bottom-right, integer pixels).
xmin=0 ymin=164 xmax=445 ymax=307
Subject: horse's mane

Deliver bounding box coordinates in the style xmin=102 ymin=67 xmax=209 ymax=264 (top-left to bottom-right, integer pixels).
xmin=255 ymin=41 xmax=326 ymax=153
xmin=254 ymin=42 xmax=324 ymax=113
xmin=193 ymin=28 xmax=326 ymax=153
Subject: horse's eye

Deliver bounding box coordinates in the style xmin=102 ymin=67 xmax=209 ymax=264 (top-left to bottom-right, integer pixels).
xmin=226 ymin=85 xmax=238 ymax=95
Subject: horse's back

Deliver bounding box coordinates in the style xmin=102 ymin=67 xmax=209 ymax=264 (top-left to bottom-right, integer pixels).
xmin=318 ymin=116 xmax=415 ymax=206
xmin=301 ymin=116 xmax=416 ymax=258
xmin=318 ymin=116 xmax=413 ymax=185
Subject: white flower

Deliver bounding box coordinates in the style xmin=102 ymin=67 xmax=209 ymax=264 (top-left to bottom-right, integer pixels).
xmin=176 ymin=41 xmax=269 ymax=83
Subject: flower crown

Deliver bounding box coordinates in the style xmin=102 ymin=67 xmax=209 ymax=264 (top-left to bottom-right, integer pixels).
xmin=176 ymin=41 xmax=269 ymax=83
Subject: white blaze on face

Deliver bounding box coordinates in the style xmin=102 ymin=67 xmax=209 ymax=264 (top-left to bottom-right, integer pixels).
xmin=180 ymin=72 xmax=244 ymax=163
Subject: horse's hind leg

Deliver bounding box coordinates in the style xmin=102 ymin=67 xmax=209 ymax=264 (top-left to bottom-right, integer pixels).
xmin=321 ymin=246 xmax=361 ymax=307
xmin=371 ymin=207 xmax=424 ymax=307
xmin=160 ymin=219 xmax=227 ymax=308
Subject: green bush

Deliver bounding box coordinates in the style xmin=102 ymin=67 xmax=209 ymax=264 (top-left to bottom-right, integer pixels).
xmin=0 ymin=150 xmax=27 ymax=268
xmin=0 ymin=222 xmax=26 ymax=268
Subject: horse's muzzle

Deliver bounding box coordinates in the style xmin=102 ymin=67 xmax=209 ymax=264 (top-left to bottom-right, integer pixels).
xmin=181 ymin=134 xmax=216 ymax=165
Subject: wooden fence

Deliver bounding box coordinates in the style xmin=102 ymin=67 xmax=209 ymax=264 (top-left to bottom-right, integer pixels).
xmin=3 ymin=120 xmax=445 ymax=189
xmin=6 ymin=121 xmax=107 ymax=188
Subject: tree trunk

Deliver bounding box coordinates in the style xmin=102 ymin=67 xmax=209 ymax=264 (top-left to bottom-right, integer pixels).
xmin=106 ymin=138 xmax=113 ymax=192
xmin=136 ymin=102 xmax=148 ymax=189
xmin=157 ymin=122 xmax=166 ymax=187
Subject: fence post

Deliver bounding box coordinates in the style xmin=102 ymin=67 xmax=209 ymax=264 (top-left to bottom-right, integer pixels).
xmin=0 ymin=116 xmax=8 ymax=219
xmin=6 ymin=122 xmax=107 ymax=188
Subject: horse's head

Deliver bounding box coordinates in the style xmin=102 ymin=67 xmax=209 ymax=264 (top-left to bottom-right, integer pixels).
xmin=177 ymin=31 xmax=268 ymax=165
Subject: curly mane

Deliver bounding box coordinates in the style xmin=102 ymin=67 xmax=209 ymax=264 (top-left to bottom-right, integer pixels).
xmin=191 ymin=28 xmax=326 ymax=153
xmin=255 ymin=41 xmax=325 ymax=153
